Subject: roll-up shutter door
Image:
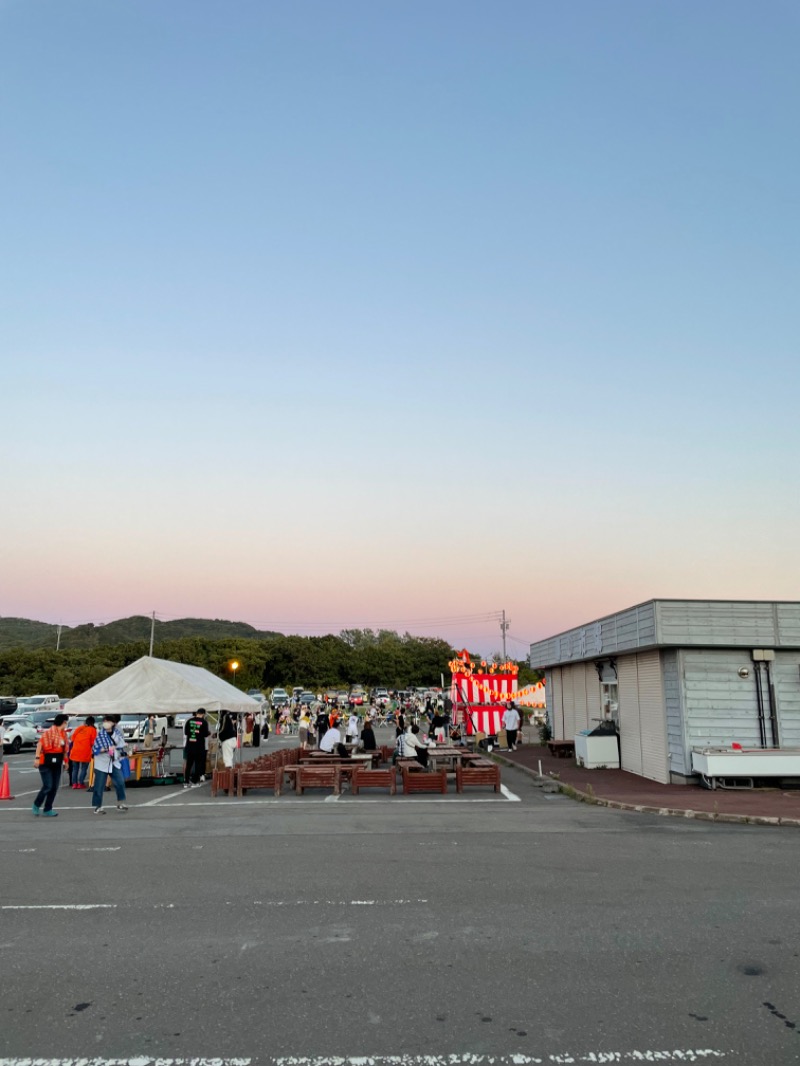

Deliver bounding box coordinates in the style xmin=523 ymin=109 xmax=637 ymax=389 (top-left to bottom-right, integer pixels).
xmin=548 ymin=669 xmax=564 ymax=739
xmin=573 ymin=664 xmax=588 ymax=732
xmin=637 ymin=650 xmax=669 ymax=783
xmin=617 ymin=656 xmax=642 ymax=776
xmin=562 ymin=666 xmax=576 ymax=740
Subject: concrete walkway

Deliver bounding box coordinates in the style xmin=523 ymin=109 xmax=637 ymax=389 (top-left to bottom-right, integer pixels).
xmin=499 ymin=743 xmax=800 ymax=826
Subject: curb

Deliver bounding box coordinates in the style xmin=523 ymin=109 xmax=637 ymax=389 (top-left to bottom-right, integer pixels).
xmin=492 ymin=753 xmax=800 ymax=828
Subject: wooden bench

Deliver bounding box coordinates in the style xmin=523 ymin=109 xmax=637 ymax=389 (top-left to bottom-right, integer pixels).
xmin=296 ymin=765 xmax=341 ymax=795
xmin=401 ymin=767 xmax=447 ymax=795
xmin=237 ymin=766 xmax=282 ymax=797
xmin=211 ymin=767 xmax=235 ymax=797
xmin=396 ymin=757 xmax=426 ymax=774
xmin=351 ymin=767 xmax=396 ymax=795
xmin=548 ymin=740 xmax=575 ymax=759
xmin=455 ymin=762 xmax=501 ymax=793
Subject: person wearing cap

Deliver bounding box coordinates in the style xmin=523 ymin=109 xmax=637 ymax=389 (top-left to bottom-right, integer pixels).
xmin=32 ymin=714 xmax=69 ymax=816
xmin=184 ymin=707 xmax=210 ymax=787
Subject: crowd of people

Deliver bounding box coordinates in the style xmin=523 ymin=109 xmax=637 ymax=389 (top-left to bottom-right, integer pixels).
xmin=21 ymin=695 xmax=524 ymax=816
xmin=31 ymin=712 xmax=130 ymax=817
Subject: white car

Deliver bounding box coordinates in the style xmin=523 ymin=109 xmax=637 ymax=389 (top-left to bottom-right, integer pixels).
xmin=17 ymin=694 xmax=60 ymax=714
xmin=118 ymin=714 xmax=169 ymax=743
xmin=1 ymin=715 xmax=39 ymax=754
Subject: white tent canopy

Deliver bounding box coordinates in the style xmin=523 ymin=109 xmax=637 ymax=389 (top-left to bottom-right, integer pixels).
xmin=65 ymin=656 xmax=261 ymax=717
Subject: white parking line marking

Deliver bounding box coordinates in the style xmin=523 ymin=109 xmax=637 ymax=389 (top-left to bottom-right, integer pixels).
xmin=252 ymin=899 xmax=428 ymax=907
xmin=158 ymin=798 xmax=516 ymax=807
xmin=273 ymin=1053 xmax=728 ymax=1065
xmin=0 ymin=1055 xmax=729 ymax=1066
xmin=77 ymin=847 xmax=121 ymax=852
xmin=324 ymin=793 xmax=341 ymax=802
xmin=501 ymin=784 xmax=520 ymax=801
xmin=0 ymin=1060 xmax=251 ymax=1066
xmin=140 ymin=788 xmax=188 ymax=807
xmin=1 ymin=904 xmax=117 ymax=911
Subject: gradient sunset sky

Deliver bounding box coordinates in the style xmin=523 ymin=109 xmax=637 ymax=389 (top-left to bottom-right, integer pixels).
xmin=2 ymin=1 xmax=798 ymax=655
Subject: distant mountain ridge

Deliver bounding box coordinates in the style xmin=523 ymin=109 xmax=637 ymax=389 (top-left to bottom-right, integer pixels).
xmin=0 ymin=615 xmax=282 ymax=652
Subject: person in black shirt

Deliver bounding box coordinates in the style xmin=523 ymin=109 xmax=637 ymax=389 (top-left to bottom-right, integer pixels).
xmin=184 ymin=708 xmax=210 ymax=787
xmin=361 ymin=719 xmax=377 ymax=751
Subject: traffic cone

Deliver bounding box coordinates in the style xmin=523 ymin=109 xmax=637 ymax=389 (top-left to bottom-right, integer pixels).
xmin=0 ymin=763 xmax=14 ymax=801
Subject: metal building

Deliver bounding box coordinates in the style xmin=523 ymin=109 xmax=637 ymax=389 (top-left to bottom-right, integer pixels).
xmin=528 ymin=600 xmax=800 ymax=784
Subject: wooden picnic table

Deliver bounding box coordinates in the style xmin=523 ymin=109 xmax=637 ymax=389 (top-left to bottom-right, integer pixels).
xmin=283 ymin=754 xmax=374 ymax=790
xmin=425 ymin=746 xmax=481 ymax=771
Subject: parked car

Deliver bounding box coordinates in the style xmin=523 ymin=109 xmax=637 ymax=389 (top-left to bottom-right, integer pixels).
xmin=291 ymin=686 xmax=304 ymax=700
xmin=17 ymin=694 xmax=60 ymax=713
xmin=1 ymin=714 xmax=39 ymax=753
xmin=247 ymin=689 xmax=265 ymax=702
xmin=118 ymin=713 xmax=169 ymax=743
xmin=298 ymin=691 xmax=315 ymax=706
xmin=349 ymin=686 xmax=366 ymax=707
xmin=336 ymin=690 xmax=349 ymax=709
xmin=173 ymin=711 xmax=193 ymax=731
xmin=372 ymin=688 xmax=390 ymax=707
xmin=0 ymin=696 xmax=17 ymax=716
xmin=25 ymin=710 xmax=63 ymax=734
xmin=271 ymin=688 xmax=290 ymax=710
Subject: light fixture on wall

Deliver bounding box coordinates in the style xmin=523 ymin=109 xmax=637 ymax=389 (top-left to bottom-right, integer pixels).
xmin=738 ymin=667 xmax=750 ymax=679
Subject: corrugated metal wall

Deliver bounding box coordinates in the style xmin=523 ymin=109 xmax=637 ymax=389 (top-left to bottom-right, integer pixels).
xmin=662 ymin=649 xmax=687 ymax=776
xmin=683 ymin=649 xmax=761 ymax=749
xmin=773 ymin=653 xmax=800 ymax=746
xmin=657 ymin=601 xmax=778 ymax=647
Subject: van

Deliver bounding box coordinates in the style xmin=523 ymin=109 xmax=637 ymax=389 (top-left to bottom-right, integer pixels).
xmin=17 ymin=694 xmax=60 ymax=713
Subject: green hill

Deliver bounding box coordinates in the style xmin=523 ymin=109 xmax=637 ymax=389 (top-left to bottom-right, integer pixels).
xmin=0 ymin=617 xmax=62 ymax=651
xmin=0 ymin=615 xmax=281 ymax=652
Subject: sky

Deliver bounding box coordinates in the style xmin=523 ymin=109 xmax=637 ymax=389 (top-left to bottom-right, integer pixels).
xmin=2 ymin=0 xmax=799 ymax=656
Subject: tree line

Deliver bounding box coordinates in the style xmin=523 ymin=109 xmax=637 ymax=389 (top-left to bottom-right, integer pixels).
xmin=0 ymin=629 xmax=480 ymax=698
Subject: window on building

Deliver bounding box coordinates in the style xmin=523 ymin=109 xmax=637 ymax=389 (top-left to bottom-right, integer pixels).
xmin=601 ymin=682 xmax=619 ymax=722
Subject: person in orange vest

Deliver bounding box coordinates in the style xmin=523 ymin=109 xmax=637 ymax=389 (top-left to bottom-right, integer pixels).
xmin=32 ymin=714 xmax=69 ymax=817
xmin=68 ymin=716 xmax=97 ymax=789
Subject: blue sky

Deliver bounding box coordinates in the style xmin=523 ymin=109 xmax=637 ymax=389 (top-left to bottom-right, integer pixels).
xmin=2 ymin=0 xmax=798 ymax=653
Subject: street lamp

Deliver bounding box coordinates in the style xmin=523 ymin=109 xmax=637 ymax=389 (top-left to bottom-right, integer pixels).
xmin=230 ymin=660 xmax=240 ymax=687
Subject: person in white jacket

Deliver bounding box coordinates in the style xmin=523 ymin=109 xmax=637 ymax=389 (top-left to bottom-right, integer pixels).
xmin=401 ymin=725 xmax=429 ymax=767
xmin=502 ymin=703 xmax=521 ymax=751
xmin=346 ymin=713 xmax=360 ymax=748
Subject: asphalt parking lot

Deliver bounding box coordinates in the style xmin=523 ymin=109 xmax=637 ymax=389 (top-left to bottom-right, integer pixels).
xmin=2 ymin=731 xmax=800 ymax=1066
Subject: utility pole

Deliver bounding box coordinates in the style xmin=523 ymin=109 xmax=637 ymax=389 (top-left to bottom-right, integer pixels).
xmin=149 ymin=611 xmax=156 ymax=657
xmin=500 ymin=610 xmax=509 ymax=661
xmin=56 ymin=624 xmax=62 ymax=651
